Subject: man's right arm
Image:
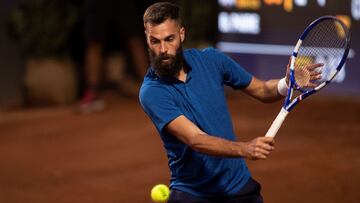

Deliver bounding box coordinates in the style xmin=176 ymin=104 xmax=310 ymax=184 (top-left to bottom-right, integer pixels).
xmin=165 ymin=115 xmax=275 ymax=160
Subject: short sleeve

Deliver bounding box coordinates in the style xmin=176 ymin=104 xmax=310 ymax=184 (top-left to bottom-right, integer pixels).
xmin=139 ymin=85 xmax=182 ymax=133
xmin=205 ymin=48 xmax=253 ymax=89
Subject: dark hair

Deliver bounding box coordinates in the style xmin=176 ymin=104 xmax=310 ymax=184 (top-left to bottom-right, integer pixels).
xmin=143 ymin=2 xmax=180 ymax=27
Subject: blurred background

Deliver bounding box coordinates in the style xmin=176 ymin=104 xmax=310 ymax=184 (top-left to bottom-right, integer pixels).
xmin=0 ymin=0 xmax=359 ymax=109
xmin=0 ymin=0 xmax=359 ymax=203
xmin=217 ymin=0 xmax=359 ymax=96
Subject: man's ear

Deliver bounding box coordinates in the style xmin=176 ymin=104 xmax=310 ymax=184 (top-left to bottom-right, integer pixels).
xmin=180 ymin=27 xmax=185 ymax=43
xmin=144 ymin=30 xmax=150 ymax=45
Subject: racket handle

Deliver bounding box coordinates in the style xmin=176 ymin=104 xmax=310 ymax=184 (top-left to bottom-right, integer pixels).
xmin=265 ymin=108 xmax=289 ymax=138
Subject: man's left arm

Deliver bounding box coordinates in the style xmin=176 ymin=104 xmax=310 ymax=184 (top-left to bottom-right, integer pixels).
xmin=213 ymin=48 xmax=288 ymax=102
xmin=242 ymin=77 xmax=285 ymax=103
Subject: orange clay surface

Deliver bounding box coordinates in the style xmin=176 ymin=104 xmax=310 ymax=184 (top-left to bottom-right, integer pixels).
xmin=1 ymin=92 xmax=359 ymax=203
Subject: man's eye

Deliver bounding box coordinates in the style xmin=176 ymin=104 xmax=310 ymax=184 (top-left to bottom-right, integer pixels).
xmin=151 ymin=40 xmax=159 ymax=44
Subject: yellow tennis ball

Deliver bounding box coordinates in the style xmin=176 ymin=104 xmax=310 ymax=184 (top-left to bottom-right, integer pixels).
xmin=150 ymin=184 xmax=170 ymax=202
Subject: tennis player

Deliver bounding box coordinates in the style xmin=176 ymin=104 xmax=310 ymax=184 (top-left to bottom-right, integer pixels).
xmin=139 ymin=2 xmax=320 ymax=203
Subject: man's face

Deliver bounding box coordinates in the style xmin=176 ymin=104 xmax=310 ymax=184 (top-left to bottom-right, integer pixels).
xmin=145 ymin=19 xmax=185 ymax=78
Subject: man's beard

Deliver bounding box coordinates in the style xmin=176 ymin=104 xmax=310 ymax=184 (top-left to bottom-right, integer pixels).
xmin=148 ymin=45 xmax=184 ymax=79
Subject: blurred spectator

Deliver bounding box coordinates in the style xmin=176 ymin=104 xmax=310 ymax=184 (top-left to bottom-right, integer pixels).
xmin=76 ymin=0 xmax=149 ymax=114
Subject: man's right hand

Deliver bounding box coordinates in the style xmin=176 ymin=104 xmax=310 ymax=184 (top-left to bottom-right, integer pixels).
xmin=241 ymin=137 xmax=275 ymax=160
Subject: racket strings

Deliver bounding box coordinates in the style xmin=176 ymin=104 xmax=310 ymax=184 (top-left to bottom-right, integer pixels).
xmin=294 ymin=19 xmax=348 ymax=90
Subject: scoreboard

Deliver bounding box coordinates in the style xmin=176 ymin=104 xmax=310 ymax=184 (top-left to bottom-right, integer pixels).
xmin=217 ymin=0 xmax=359 ymax=95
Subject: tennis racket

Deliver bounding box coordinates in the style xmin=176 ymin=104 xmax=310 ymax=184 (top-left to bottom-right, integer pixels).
xmin=265 ymin=16 xmax=351 ymax=138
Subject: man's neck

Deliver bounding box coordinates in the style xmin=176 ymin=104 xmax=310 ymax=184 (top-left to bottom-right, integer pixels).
xmin=178 ymin=67 xmax=187 ymax=82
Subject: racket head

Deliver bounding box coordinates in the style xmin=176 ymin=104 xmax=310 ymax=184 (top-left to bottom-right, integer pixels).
xmin=290 ymin=16 xmax=350 ymax=92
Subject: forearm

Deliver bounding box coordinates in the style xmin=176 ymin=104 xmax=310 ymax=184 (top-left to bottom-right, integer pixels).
xmin=189 ymin=132 xmax=274 ymax=160
xmin=244 ymin=77 xmax=285 ymax=103
xmin=260 ymin=79 xmax=284 ymax=103
xmin=189 ymin=132 xmax=246 ymax=157
xmin=166 ymin=115 xmax=274 ymax=160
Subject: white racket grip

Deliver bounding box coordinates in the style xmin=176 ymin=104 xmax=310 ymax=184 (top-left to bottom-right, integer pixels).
xmin=265 ymin=108 xmax=289 ymax=138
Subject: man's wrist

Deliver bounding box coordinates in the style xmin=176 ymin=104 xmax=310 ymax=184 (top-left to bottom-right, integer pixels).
xmin=277 ymin=77 xmax=289 ymax=96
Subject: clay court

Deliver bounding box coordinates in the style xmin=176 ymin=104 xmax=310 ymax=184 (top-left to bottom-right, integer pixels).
xmin=0 ymin=92 xmax=359 ymax=203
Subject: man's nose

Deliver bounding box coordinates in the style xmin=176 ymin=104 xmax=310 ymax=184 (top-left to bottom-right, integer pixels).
xmin=160 ymin=41 xmax=168 ymax=54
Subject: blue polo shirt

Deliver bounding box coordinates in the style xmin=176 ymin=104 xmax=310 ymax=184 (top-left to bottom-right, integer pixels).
xmin=139 ymin=47 xmax=253 ymax=198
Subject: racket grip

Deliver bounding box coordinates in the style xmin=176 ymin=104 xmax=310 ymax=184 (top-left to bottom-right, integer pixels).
xmin=265 ymin=108 xmax=289 ymax=138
